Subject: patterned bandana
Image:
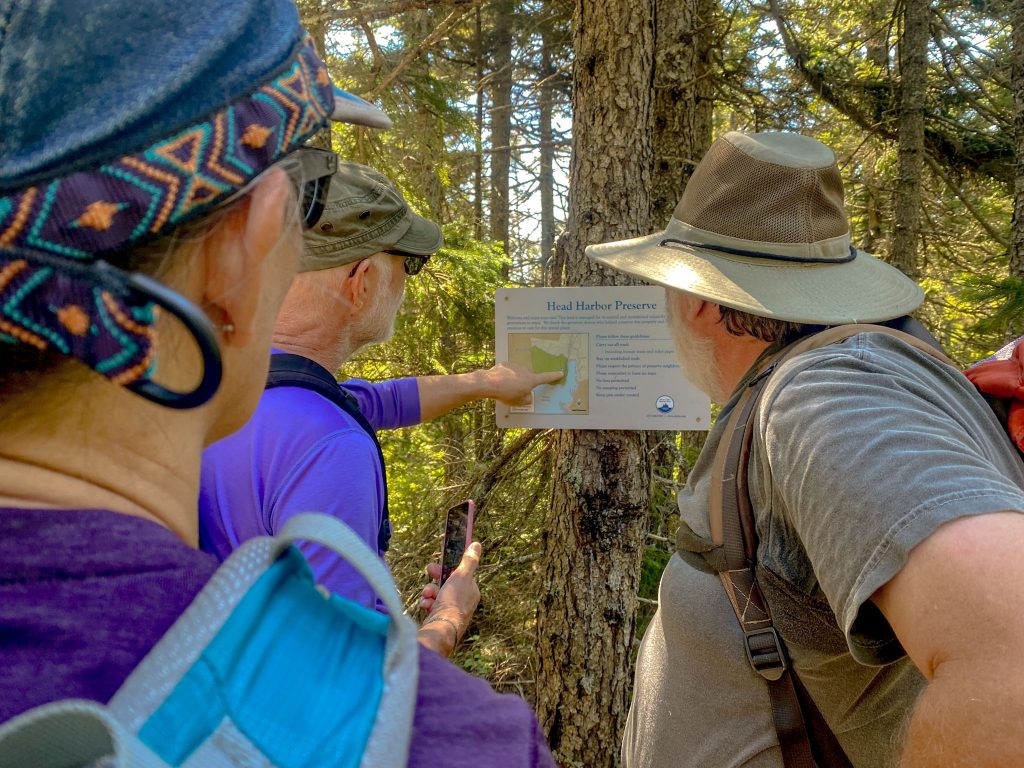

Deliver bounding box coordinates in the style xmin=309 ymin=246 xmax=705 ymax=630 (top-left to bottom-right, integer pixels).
xmin=0 ymin=33 xmax=335 ymax=389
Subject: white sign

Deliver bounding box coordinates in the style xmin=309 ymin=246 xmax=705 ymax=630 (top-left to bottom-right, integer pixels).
xmin=495 ymin=287 xmax=710 ymax=430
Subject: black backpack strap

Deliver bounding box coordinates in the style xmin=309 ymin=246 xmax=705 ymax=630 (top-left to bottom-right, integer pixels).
xmin=709 ymin=321 xmax=951 ymax=767
xmin=266 ymin=353 xmax=392 ymax=554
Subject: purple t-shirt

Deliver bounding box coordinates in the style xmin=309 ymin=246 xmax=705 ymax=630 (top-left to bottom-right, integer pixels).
xmin=0 ymin=508 xmax=554 ymax=767
xmin=199 ymin=354 xmax=420 ymax=608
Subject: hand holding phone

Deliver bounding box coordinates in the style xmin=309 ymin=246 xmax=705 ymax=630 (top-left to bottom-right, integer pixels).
xmin=440 ymin=499 xmax=475 ymax=586
xmin=418 ymin=501 xmax=480 ymax=656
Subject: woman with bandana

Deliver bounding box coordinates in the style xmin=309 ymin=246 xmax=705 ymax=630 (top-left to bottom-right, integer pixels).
xmin=0 ymin=2 xmax=553 ymax=765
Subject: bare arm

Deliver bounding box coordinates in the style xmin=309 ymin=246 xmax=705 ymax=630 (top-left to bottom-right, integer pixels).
xmin=416 ymin=543 xmax=482 ymax=657
xmin=416 ymin=362 xmax=564 ymax=423
xmin=872 ymin=511 xmax=1024 ymax=766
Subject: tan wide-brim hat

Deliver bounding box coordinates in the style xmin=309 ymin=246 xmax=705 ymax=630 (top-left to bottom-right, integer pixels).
xmin=587 ymin=131 xmax=923 ymax=325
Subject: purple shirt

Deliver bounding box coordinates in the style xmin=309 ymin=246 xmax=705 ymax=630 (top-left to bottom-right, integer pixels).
xmin=199 ymin=355 xmax=420 ymax=608
xmin=0 ymin=508 xmax=554 ymax=766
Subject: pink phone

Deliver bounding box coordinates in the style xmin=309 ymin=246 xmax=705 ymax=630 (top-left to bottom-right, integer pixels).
xmin=440 ymin=499 xmax=475 ymax=586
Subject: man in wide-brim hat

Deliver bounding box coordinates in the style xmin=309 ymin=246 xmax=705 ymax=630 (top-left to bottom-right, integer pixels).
xmin=591 ymin=131 xmax=1024 ymax=767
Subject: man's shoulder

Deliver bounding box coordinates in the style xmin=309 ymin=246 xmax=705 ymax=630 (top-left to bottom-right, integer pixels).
xmin=777 ymin=328 xmax=947 ymax=374
xmin=259 ymin=384 xmax=363 ymax=432
xmin=762 ymin=329 xmax=971 ymax=413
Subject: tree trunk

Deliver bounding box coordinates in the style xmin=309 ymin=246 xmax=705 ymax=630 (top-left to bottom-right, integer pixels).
xmin=889 ymin=0 xmax=929 ymax=280
xmin=651 ymin=0 xmax=714 ymax=226
xmin=409 ymin=9 xmax=445 ymax=219
xmin=533 ymin=0 xmax=656 ymax=764
xmin=489 ymin=0 xmax=515 ymax=257
xmin=539 ymin=24 xmax=556 ymax=285
xmin=1011 ymin=0 xmax=1024 ymax=278
xmin=860 ymin=2 xmax=891 ymax=256
xmin=649 ymin=0 xmax=715 ymax=519
xmin=474 ymin=7 xmax=486 ymax=241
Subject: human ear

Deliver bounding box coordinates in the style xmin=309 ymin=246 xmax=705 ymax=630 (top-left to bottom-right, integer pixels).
xmin=341 ymin=258 xmax=373 ymax=312
xmin=201 ymin=169 xmax=292 ymax=346
xmin=670 ymin=290 xmax=709 ymax=322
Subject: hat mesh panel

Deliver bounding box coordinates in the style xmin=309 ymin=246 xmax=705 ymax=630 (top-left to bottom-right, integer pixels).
xmin=677 ymin=140 xmax=849 ymax=244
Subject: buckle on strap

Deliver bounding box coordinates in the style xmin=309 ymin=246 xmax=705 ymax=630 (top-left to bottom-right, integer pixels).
xmin=744 ymin=628 xmax=787 ymax=682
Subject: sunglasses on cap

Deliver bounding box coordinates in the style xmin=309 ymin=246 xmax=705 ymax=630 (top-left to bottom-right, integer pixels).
xmin=383 ymin=250 xmax=431 ymax=276
xmin=289 ymin=146 xmax=339 ymax=229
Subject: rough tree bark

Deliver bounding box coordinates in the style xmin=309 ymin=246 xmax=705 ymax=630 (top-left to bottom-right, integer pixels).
xmin=890 ymin=0 xmax=929 ymax=280
xmin=860 ymin=1 xmax=892 ymax=256
xmin=405 ymin=9 xmax=446 ymax=218
xmin=650 ymin=0 xmax=716 ymax=485
xmin=489 ymin=0 xmax=514 ymax=255
xmin=532 ymin=0 xmax=656 ymax=765
xmin=474 ymin=7 xmax=486 ymax=241
xmin=539 ymin=23 xmax=556 ymax=284
xmin=651 ymin=0 xmax=714 ymax=226
xmin=1011 ymin=0 xmax=1024 ymax=278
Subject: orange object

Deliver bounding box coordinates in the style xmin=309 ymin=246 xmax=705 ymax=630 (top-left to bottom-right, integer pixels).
xmin=965 ymin=338 xmax=1024 ymax=451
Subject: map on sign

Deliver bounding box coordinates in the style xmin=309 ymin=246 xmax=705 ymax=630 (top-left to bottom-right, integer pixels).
xmin=508 ymin=333 xmax=589 ymax=415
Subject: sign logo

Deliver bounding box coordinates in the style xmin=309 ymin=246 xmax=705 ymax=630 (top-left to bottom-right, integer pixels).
xmin=656 ymin=395 xmax=674 ymax=413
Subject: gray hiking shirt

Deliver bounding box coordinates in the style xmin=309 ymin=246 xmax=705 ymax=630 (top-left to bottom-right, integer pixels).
xmin=623 ymin=332 xmax=1024 ymax=767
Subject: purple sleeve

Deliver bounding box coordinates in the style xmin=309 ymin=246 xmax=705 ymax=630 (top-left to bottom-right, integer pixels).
xmin=409 ymin=648 xmax=555 ymax=768
xmin=266 ymin=428 xmax=385 ymax=610
xmin=341 ymin=377 xmax=421 ymax=430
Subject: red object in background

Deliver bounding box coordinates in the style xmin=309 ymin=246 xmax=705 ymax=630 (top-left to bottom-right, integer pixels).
xmin=965 ymin=336 xmax=1024 ymax=452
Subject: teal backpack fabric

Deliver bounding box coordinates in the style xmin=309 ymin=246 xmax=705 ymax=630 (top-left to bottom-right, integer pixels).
xmin=0 ymin=514 xmax=419 ymax=768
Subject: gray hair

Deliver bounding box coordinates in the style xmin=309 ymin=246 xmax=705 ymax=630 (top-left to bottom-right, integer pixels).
xmin=718 ymin=306 xmax=812 ymax=344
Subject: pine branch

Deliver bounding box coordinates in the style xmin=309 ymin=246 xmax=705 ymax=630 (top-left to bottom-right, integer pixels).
xmin=365 ymin=2 xmax=481 ymax=100
xmin=764 ymin=0 xmax=1013 ymax=184
xmin=925 ymin=155 xmax=1010 ymax=249
xmin=306 ymin=0 xmax=478 ymax=26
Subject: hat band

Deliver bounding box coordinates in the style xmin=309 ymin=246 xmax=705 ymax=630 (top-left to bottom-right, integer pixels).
xmin=661 ymin=218 xmax=855 ymax=264
xmin=660 ymin=238 xmax=856 ymax=265
xmin=0 ymin=32 xmax=335 ymax=259
xmin=0 ymin=32 xmax=337 ymax=403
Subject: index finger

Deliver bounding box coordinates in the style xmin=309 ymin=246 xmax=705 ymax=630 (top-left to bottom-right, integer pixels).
xmin=535 ymin=369 xmax=565 ymax=384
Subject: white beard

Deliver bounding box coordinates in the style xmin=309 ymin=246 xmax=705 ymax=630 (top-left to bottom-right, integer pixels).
xmin=666 ymin=296 xmax=727 ymax=403
xmin=365 ymin=285 xmax=402 ymax=345
xmin=354 ymin=266 xmax=405 ymax=351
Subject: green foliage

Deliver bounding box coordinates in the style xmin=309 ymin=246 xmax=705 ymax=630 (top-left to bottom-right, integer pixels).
xmin=634 ymin=546 xmax=671 ymax=640
xmin=640 ymin=547 xmax=671 ymax=597
xmin=303 ymin=0 xmax=1022 ymax=702
xmin=958 ymin=274 xmax=1024 ymax=349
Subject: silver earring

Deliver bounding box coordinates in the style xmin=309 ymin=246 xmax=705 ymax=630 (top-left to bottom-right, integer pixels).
xmin=221 ymin=322 xmax=235 ymax=335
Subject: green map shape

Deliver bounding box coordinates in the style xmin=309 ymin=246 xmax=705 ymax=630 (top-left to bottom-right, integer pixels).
xmin=530 ymin=345 xmax=568 ymax=380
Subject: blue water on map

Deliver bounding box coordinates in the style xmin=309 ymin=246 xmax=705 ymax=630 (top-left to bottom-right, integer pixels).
xmin=536 ymin=359 xmax=579 ymax=413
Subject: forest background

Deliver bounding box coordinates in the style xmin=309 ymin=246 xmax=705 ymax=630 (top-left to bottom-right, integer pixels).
xmin=298 ymin=0 xmax=1022 ymax=764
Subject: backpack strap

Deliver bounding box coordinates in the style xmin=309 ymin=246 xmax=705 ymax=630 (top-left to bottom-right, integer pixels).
xmin=709 ymin=321 xmax=952 ymax=767
xmin=267 ymin=353 xmax=393 ymax=555
xmin=110 ymin=513 xmax=418 ymax=768
xmin=0 ymin=514 xmax=418 ymax=768
xmin=0 ymin=699 xmax=168 ymax=767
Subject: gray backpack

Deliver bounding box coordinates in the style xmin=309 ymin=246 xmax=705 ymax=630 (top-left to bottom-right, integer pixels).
xmin=0 ymin=514 xmax=419 ymax=768
xmin=706 ymin=322 xmax=952 ymax=767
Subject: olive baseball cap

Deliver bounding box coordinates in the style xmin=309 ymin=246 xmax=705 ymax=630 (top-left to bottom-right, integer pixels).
xmin=301 ymin=162 xmax=443 ymax=271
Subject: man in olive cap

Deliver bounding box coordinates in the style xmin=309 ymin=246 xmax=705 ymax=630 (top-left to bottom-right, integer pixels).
xmin=199 ymin=162 xmax=558 ymax=657
xmin=589 ymin=131 xmax=1024 ymax=766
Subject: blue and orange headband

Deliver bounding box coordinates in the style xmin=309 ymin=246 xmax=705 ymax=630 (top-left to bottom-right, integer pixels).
xmin=0 ymin=31 xmax=387 ymax=406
